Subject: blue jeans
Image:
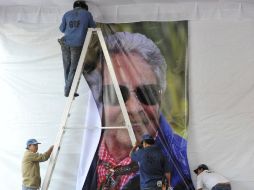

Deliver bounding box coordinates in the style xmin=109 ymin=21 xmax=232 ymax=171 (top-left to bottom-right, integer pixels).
xmin=22 ymin=185 xmax=38 ymax=190
xmin=212 ymin=183 xmax=231 ymax=190
xmin=59 ymin=38 xmax=82 ymax=96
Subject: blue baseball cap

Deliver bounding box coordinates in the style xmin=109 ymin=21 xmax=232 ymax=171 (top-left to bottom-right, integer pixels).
xmin=26 ymin=139 xmax=41 ymax=149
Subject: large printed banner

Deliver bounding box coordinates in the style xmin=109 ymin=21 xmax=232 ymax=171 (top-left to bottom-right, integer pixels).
xmin=79 ymin=22 xmax=194 ymax=190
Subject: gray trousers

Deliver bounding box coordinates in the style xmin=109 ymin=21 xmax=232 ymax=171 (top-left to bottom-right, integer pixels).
xmin=22 ymin=185 xmax=38 ymax=190
xmin=59 ymin=39 xmax=82 ymax=96
xmin=212 ymin=183 xmax=231 ymax=190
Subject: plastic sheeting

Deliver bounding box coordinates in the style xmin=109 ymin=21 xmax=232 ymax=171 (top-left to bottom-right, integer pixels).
xmin=78 ymin=23 xmax=192 ymax=190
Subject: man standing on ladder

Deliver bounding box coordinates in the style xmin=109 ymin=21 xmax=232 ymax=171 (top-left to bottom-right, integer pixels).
xmin=59 ymin=0 xmax=96 ymax=97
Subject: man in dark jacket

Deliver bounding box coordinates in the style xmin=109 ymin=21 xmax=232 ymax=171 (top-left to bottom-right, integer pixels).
xmin=130 ymin=134 xmax=173 ymax=190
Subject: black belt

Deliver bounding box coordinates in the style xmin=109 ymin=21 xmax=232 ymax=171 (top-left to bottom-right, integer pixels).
xmin=216 ymin=182 xmax=230 ymax=186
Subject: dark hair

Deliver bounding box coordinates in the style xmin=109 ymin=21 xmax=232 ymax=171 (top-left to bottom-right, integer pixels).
xmin=73 ymin=0 xmax=88 ymax=10
xmin=143 ymin=138 xmax=155 ymax=145
xmin=194 ymin=164 xmax=209 ymax=174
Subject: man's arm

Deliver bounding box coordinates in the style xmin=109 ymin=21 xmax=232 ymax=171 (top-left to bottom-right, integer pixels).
xmin=59 ymin=15 xmax=66 ymax=33
xmin=129 ymin=141 xmax=139 ymax=156
xmin=165 ymin=172 xmax=171 ymax=185
xmin=88 ymin=13 xmax=96 ymax=28
xmin=129 ymin=141 xmax=140 ymax=162
xmin=164 ymin=172 xmax=173 ymax=190
xmin=196 ymin=175 xmax=203 ymax=190
xmin=45 ymin=145 xmax=54 ymax=157
xmin=28 ymin=145 xmax=54 ymax=162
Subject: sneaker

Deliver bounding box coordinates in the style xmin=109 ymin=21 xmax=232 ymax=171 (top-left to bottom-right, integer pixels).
xmin=64 ymin=92 xmax=79 ymax=97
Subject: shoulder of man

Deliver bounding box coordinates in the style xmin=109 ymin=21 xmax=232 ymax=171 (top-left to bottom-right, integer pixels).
xmin=200 ymin=170 xmax=212 ymax=176
xmin=64 ymin=9 xmax=75 ymax=16
xmin=79 ymin=9 xmax=93 ymax=16
xmin=131 ymin=147 xmax=144 ymax=160
xmin=23 ymin=150 xmax=39 ymax=159
xmin=24 ymin=149 xmax=34 ymax=155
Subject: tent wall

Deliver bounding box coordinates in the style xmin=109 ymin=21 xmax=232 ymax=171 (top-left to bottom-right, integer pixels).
xmin=1 ymin=1 xmax=254 ymax=24
xmin=0 ymin=22 xmax=92 ymax=189
xmin=0 ymin=1 xmax=254 ymax=189
xmin=188 ymin=20 xmax=254 ymax=189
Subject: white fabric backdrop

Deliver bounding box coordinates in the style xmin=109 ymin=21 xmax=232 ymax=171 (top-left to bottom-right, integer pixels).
xmin=0 ymin=22 xmax=95 ymax=189
xmin=188 ymin=20 xmax=254 ymax=189
xmin=0 ymin=1 xmax=254 ymax=189
xmin=1 ymin=0 xmax=254 ymax=24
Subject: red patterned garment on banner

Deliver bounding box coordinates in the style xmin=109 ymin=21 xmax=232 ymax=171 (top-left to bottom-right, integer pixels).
xmin=97 ymin=142 xmax=137 ymax=190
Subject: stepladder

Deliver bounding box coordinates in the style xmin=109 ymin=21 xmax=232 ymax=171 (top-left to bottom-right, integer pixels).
xmin=41 ymin=28 xmax=136 ymax=190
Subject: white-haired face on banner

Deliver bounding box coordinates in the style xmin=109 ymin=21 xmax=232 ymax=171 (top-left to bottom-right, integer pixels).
xmin=101 ymin=32 xmax=166 ymax=162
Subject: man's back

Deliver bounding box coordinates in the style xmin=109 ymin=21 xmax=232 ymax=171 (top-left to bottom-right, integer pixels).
xmin=197 ymin=170 xmax=230 ymax=189
xmin=59 ymin=7 xmax=95 ymax=46
xmin=131 ymin=145 xmax=171 ymax=189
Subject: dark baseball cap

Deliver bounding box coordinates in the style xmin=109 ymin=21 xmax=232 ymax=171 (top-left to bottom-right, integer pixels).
xmin=141 ymin=134 xmax=155 ymax=145
xmin=194 ymin=164 xmax=209 ymax=174
xmin=26 ymin=139 xmax=41 ymax=149
xmin=142 ymin=134 xmax=154 ymax=141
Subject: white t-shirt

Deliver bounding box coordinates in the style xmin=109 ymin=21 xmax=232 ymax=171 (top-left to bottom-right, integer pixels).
xmin=196 ymin=170 xmax=230 ymax=190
